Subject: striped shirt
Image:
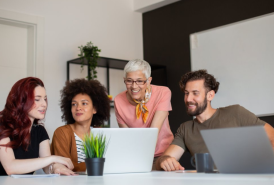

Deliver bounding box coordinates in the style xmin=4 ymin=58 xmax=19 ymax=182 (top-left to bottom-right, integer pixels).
xmin=74 ymin=133 xmax=86 ymax=163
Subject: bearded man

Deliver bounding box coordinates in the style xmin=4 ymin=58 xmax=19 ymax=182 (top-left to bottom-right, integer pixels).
xmin=155 ymin=70 xmax=274 ymax=171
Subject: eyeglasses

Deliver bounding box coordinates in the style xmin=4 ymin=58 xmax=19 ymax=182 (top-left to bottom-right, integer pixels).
xmin=124 ymin=79 xmax=147 ymax=85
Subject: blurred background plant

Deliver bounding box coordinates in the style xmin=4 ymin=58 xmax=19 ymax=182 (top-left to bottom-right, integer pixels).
xmin=78 ymin=41 xmax=101 ymax=80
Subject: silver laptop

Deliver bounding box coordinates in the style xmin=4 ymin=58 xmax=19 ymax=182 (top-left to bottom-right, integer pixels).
xmin=91 ymin=128 xmax=158 ymax=174
xmin=200 ymin=126 xmax=274 ymax=174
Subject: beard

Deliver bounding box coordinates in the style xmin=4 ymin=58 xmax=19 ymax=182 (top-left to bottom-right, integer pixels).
xmin=186 ymin=97 xmax=208 ymax=116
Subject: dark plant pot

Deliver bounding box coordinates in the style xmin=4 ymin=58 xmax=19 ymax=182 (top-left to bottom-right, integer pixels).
xmin=85 ymin=158 xmax=105 ymax=176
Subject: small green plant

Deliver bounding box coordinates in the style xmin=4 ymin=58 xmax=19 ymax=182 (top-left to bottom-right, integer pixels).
xmin=82 ymin=132 xmax=109 ymax=158
xmin=78 ymin=41 xmax=101 ymax=80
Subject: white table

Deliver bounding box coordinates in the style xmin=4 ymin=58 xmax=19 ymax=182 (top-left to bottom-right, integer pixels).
xmin=1 ymin=171 xmax=274 ymax=185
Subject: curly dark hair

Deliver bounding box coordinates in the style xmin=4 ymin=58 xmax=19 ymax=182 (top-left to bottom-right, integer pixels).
xmin=179 ymin=69 xmax=220 ymax=93
xmin=60 ymin=79 xmax=110 ymax=126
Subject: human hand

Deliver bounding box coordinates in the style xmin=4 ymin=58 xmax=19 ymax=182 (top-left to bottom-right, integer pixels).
xmin=53 ymin=163 xmax=77 ymax=176
xmin=159 ymin=155 xmax=184 ymax=171
xmin=51 ymin=155 xmax=74 ymax=170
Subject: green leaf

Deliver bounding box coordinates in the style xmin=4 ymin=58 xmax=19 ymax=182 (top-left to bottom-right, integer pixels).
xmin=82 ymin=131 xmax=108 ymax=158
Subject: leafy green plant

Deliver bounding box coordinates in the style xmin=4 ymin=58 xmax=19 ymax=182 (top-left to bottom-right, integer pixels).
xmin=78 ymin=41 xmax=101 ymax=80
xmin=82 ymin=132 xmax=109 ymax=158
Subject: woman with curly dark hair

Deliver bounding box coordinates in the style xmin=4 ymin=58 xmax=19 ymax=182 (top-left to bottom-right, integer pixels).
xmin=51 ymin=79 xmax=110 ymax=172
xmin=0 ymin=77 xmax=74 ymax=176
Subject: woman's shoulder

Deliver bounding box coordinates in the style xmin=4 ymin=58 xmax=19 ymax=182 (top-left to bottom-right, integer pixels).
xmin=0 ymin=137 xmax=10 ymax=145
xmin=114 ymin=90 xmax=127 ymax=103
xmin=151 ymin=85 xmax=171 ymax=95
xmin=54 ymin=125 xmax=73 ymax=135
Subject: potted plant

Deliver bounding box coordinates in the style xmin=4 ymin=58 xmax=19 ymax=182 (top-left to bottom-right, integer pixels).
xmin=82 ymin=132 xmax=109 ymax=176
xmin=78 ymin=41 xmax=101 ymax=80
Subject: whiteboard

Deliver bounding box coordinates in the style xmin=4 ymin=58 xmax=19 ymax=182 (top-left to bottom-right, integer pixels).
xmin=190 ymin=13 xmax=274 ymax=116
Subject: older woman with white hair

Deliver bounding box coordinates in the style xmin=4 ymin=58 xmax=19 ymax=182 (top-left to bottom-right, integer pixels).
xmin=114 ymin=59 xmax=174 ymax=169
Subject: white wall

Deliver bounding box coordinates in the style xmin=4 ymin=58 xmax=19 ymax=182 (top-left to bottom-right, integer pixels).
xmin=190 ymin=13 xmax=274 ymax=116
xmin=0 ymin=21 xmax=28 ymax=109
xmin=0 ymin=0 xmax=143 ymax=138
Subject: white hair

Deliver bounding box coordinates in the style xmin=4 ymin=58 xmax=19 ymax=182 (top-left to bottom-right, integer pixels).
xmin=124 ymin=59 xmax=151 ymax=79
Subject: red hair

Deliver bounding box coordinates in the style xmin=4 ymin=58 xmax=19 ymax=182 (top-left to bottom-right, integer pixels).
xmin=0 ymin=77 xmax=45 ymax=151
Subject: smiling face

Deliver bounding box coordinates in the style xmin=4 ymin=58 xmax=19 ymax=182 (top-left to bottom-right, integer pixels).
xmin=184 ymin=79 xmax=209 ymax=116
xmin=71 ymin=93 xmax=97 ymax=125
xmin=125 ymin=70 xmax=152 ymax=101
xmin=28 ymin=86 xmax=47 ymax=123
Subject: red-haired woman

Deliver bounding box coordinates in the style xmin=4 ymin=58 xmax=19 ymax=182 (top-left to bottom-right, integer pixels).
xmin=0 ymin=77 xmax=74 ymax=176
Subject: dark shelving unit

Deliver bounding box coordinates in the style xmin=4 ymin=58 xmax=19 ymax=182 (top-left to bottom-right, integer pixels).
xmin=67 ymin=57 xmax=168 ymax=93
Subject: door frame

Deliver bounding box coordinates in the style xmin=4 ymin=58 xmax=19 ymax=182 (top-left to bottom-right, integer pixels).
xmin=0 ymin=9 xmax=44 ymax=80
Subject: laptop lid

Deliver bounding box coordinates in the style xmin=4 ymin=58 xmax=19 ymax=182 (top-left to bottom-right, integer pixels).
xmin=200 ymin=126 xmax=274 ymax=174
xmin=91 ymin=128 xmax=158 ymax=174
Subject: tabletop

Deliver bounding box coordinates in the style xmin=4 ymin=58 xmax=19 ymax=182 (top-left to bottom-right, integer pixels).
xmin=1 ymin=171 xmax=274 ymax=185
